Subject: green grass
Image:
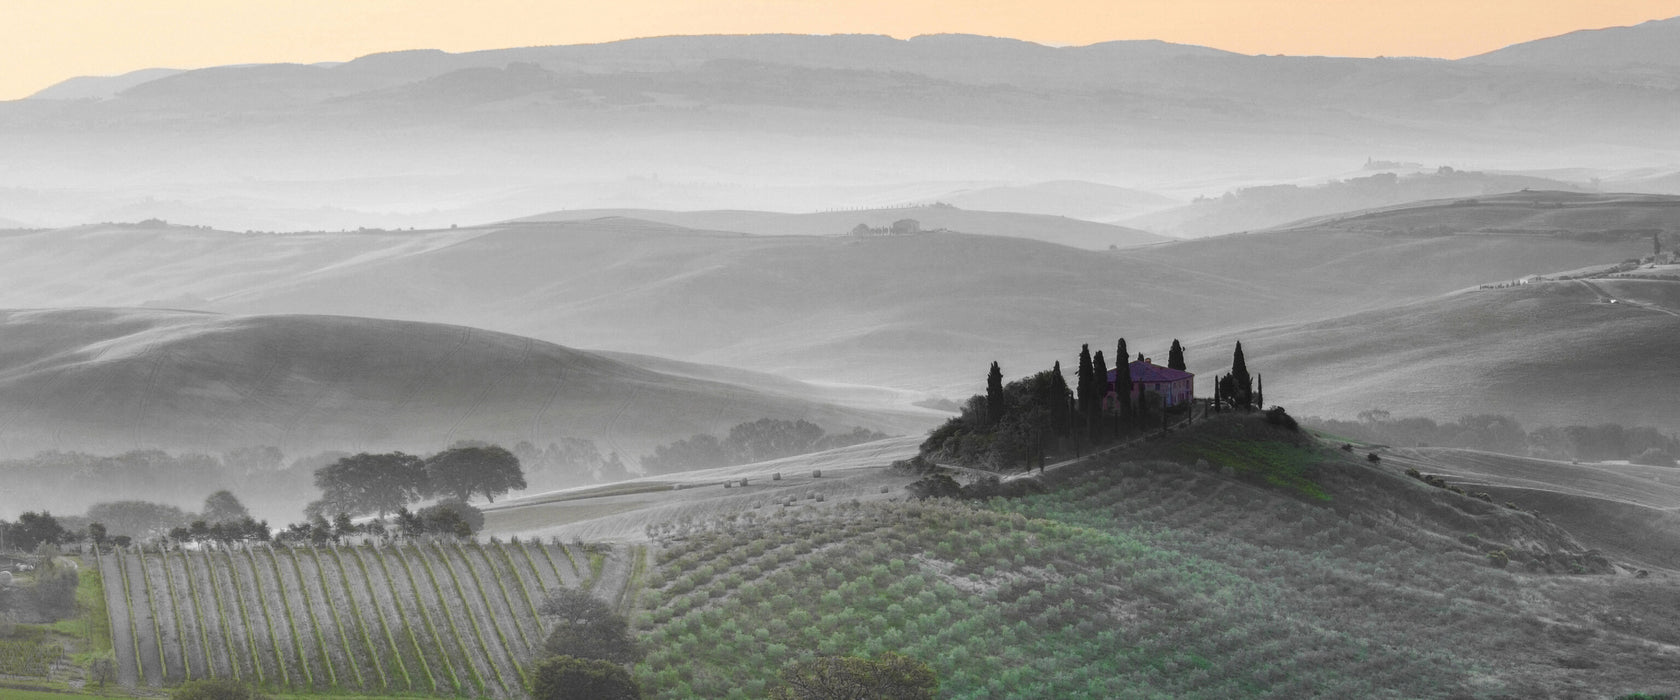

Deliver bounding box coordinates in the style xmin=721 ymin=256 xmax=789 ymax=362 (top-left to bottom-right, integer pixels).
xmin=45 ymin=558 xmax=113 ymax=660
xmin=1140 ymin=429 xmax=1332 ymax=500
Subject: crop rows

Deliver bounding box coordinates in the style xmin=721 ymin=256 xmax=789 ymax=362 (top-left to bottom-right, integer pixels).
xmin=98 ymin=539 xmax=622 ymax=697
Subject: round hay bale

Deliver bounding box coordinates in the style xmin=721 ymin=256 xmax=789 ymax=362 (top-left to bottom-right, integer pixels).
xmin=773 ymin=472 xmax=782 ymax=481
xmin=812 ymin=469 xmax=822 ymax=478
xmin=0 ymin=570 xmax=12 ymax=586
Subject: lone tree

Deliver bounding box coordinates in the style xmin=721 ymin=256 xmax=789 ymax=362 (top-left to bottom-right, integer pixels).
xmin=986 ymin=361 xmax=1005 ymax=426
xmin=771 ymin=652 xmax=938 ymax=700
xmin=527 ymin=656 xmax=641 ymax=700
xmin=1256 ymin=374 xmax=1264 ymax=409
xmin=313 ymin=452 xmax=428 ymax=517
xmin=424 ymin=445 xmax=526 ymax=503
xmin=538 ymin=586 xmax=643 ymax=664
xmin=1230 ymin=341 xmax=1253 ymax=410
xmin=1168 ymin=339 xmax=1186 ymax=371
xmin=201 ymin=491 xmax=250 ymax=524
xmin=7 ymin=511 xmax=66 ymax=551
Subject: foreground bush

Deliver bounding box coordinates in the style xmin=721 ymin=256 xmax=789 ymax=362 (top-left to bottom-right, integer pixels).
xmin=540 ymin=586 xmax=643 ymax=664
xmin=170 ymin=678 xmax=273 ymax=700
xmin=529 ymin=655 xmax=641 ymax=700
xmin=771 ymin=652 xmax=938 ymax=700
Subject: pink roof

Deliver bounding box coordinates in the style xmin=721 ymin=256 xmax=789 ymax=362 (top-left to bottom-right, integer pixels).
xmin=1108 ymin=360 xmax=1193 ymax=384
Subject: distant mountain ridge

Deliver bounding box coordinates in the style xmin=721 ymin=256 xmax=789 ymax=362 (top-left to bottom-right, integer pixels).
xmin=1468 ymin=16 xmax=1680 ymax=68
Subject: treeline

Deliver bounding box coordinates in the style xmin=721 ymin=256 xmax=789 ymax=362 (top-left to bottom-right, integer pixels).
xmin=641 ymin=419 xmax=890 ymax=473
xmin=0 ymin=435 xmax=632 ymax=524
xmin=1305 ymin=412 xmax=1679 ymax=466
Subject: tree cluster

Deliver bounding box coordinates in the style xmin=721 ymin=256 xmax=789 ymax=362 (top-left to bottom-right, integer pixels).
xmin=920 ymin=363 xmax=1071 ymax=470
xmin=309 ymin=443 xmax=525 ymax=519
xmin=771 ymin=652 xmax=939 ymax=700
xmin=527 ymin=586 xmax=644 ymax=700
xmin=641 ymin=419 xmax=889 ymax=473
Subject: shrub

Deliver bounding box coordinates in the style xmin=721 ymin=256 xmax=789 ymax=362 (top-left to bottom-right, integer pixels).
xmin=1264 ymin=407 xmax=1298 ymax=431
xmin=528 ymin=655 xmax=642 ymax=700
xmin=1366 ymin=453 xmax=1381 ymax=463
xmin=1471 ymin=492 xmax=1493 ymax=503
xmin=170 ymin=678 xmax=273 ymax=700
xmin=1486 ymin=550 xmax=1509 ymax=569
xmin=539 ymin=587 xmax=643 ymax=664
xmin=1404 ymin=468 xmax=1422 ymax=480
xmin=770 ymin=651 xmax=938 ymax=700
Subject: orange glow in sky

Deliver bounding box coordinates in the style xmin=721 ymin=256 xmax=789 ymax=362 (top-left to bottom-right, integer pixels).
xmin=4 ymin=0 xmax=1677 ymax=100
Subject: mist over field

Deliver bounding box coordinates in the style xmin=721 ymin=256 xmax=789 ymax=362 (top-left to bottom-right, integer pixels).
xmin=3 ymin=12 xmax=1680 ymax=700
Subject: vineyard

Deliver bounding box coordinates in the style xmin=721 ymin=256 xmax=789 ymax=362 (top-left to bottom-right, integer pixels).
xmin=94 ymin=538 xmax=643 ymax=698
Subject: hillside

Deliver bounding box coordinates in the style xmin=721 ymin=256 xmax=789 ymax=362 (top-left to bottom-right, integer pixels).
xmin=0 ymin=308 xmax=933 ymax=518
xmin=520 ymin=204 xmax=1172 ymax=250
xmin=1191 ymin=278 xmax=1680 ymax=433
xmin=1124 ymin=170 xmax=1595 ymax=238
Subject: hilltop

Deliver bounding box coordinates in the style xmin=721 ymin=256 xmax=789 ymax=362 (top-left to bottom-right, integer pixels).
xmin=521 ymin=204 xmax=1172 ymax=250
xmin=1468 ymin=16 xmax=1680 ymax=68
xmin=0 ymin=307 xmax=934 ymax=519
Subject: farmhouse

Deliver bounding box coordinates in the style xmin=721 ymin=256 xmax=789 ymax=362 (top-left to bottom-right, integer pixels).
xmin=1108 ymin=359 xmax=1194 ymax=408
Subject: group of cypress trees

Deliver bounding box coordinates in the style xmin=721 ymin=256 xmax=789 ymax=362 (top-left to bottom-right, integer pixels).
xmin=923 ymin=338 xmax=1264 ymax=469
xmin=1211 ymin=341 xmax=1263 ymax=412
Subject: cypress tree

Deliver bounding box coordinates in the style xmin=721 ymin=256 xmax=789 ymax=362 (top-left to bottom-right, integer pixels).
xmin=1231 ymin=341 xmax=1252 ymax=411
xmin=1091 ymin=350 xmax=1109 ymax=440
xmin=986 ymin=361 xmax=1005 ymax=426
xmin=1168 ymin=340 xmax=1186 ymax=371
xmin=1076 ymin=345 xmax=1093 ymax=423
xmin=1256 ymin=374 xmax=1264 ymax=410
xmin=1116 ymin=338 xmax=1132 ymax=431
xmin=1050 ymin=361 xmax=1072 ymax=436
xmin=1213 ymin=374 xmax=1222 ymax=413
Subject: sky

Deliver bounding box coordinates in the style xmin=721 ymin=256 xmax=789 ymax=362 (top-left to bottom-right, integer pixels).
xmin=4 ymin=0 xmax=1678 ymax=100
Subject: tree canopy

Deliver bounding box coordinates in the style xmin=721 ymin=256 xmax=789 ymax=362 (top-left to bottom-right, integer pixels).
xmin=201 ymin=490 xmax=251 ymax=524
xmin=423 ymin=445 xmax=526 ymax=503
xmin=538 ymin=586 xmax=643 ymax=664
xmin=527 ymin=655 xmax=641 ymax=700
xmin=313 ymin=452 xmax=428 ymax=517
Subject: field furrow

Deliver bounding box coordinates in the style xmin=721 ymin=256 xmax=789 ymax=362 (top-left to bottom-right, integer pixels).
xmin=97 ymin=549 xmax=140 ymax=688
xmin=352 ymin=545 xmax=429 ymax=693
xmin=419 ymin=540 xmax=514 ymax=697
xmin=314 ymin=547 xmax=381 ymax=690
xmin=195 ymin=549 xmax=249 ymax=681
xmin=393 ymin=541 xmax=483 ymax=696
xmin=510 ymin=537 xmax=557 ymax=590
xmin=467 ymin=542 xmax=537 ymax=652
xmin=133 ymin=550 xmax=172 ymax=684
xmin=289 ymin=548 xmax=353 ymax=688
xmin=263 ymin=546 xmax=323 ymax=688
xmin=241 ymin=546 xmax=295 ymax=686
xmin=164 ymin=549 xmax=214 ymax=680
xmin=589 ymin=544 xmax=635 ymax=610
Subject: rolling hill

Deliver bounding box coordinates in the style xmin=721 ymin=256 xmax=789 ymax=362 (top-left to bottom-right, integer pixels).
xmin=1193 ymin=277 xmax=1680 ymax=433
xmin=519 ymin=204 xmax=1172 ymax=250
xmin=0 ymin=207 xmax=1654 ymax=396
xmin=0 ymin=307 xmax=936 ymax=517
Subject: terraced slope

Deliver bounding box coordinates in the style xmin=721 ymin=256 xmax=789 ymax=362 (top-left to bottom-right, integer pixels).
xmin=97 ymin=540 xmax=634 ymax=697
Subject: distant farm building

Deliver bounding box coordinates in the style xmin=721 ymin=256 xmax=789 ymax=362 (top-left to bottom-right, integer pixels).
xmin=1108 ymin=359 xmax=1194 ymax=408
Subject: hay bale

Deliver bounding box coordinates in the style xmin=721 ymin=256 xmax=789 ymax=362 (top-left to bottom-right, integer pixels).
xmin=812 ymin=469 xmax=822 ymax=478
xmin=773 ymin=472 xmax=782 ymax=481
xmin=0 ymin=570 xmax=11 ymax=586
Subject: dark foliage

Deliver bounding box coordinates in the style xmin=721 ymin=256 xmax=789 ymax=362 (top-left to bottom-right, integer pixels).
xmin=1264 ymin=406 xmax=1298 ymax=431
xmin=424 ymin=445 xmax=526 ymax=503
xmin=528 ymin=655 xmax=642 ymax=700
xmin=538 ymin=586 xmax=644 ymax=664
xmin=771 ymin=651 xmax=938 ymax=700
xmin=986 ymin=361 xmax=1005 ymax=425
xmin=201 ymin=490 xmax=252 ymax=524
xmin=919 ymin=367 xmax=1069 ymax=470
xmin=1168 ymin=339 xmax=1186 ymax=371
xmin=4 ymin=511 xmax=65 ymax=551
xmin=170 ymin=678 xmax=274 ymax=700
xmin=313 ymin=452 xmax=428 ymax=517
xmin=905 ymin=473 xmax=964 ymax=500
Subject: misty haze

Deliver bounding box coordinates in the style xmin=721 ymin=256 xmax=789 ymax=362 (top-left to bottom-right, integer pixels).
xmin=2 ymin=8 xmax=1679 ymax=700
